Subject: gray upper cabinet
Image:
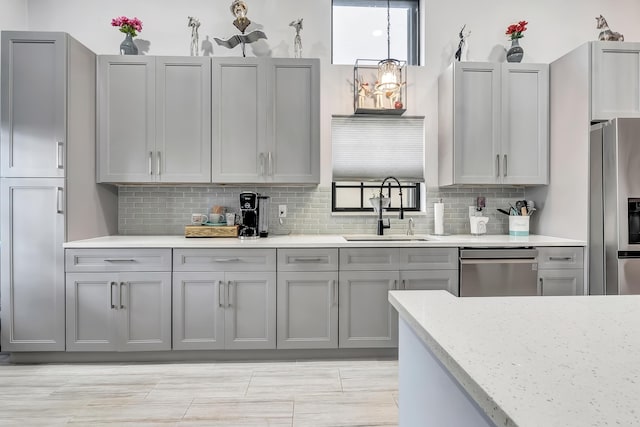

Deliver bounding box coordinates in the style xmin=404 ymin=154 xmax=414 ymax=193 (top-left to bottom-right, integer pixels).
xmin=212 ymin=58 xmax=320 ymax=184
xmin=438 ymin=61 xmax=549 ymax=186
xmin=591 ymin=42 xmax=640 ymax=121
xmin=97 ymin=56 xmax=211 ymax=183
xmin=1 ymin=32 xmax=66 ymax=178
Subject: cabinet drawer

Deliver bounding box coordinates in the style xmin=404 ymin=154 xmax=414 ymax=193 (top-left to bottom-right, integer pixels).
xmin=277 ymin=248 xmax=338 ymax=271
xmin=173 ymin=248 xmax=276 ymax=272
xmin=537 ymin=247 xmax=584 ymax=269
xmin=65 ymin=249 xmax=172 ymax=272
xmin=339 ymin=248 xmax=399 ymax=271
xmin=399 ymin=248 xmax=458 ymax=270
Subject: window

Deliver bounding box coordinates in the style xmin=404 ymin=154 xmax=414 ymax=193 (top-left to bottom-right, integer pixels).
xmin=332 ymin=0 xmax=419 ymax=66
xmin=332 ymin=181 xmax=422 ymax=212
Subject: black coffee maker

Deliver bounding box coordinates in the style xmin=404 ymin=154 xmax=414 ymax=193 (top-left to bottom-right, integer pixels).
xmin=239 ymin=192 xmax=270 ymax=239
xmin=239 ymin=192 xmax=259 ymax=239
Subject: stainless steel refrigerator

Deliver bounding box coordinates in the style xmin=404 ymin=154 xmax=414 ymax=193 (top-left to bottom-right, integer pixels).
xmin=590 ymin=118 xmax=640 ymax=295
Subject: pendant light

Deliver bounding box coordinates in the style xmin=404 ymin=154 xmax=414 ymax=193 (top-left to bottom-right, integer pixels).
xmin=376 ymin=0 xmax=400 ymax=92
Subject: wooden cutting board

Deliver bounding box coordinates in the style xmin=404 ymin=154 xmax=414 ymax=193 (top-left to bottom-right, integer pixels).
xmin=184 ymin=225 xmax=239 ymax=238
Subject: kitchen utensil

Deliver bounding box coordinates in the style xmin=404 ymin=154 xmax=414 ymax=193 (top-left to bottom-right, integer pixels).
xmin=497 ymin=208 xmax=511 ymax=216
xmin=521 ymin=206 xmax=528 ymax=216
xmin=515 ymin=200 xmax=525 ymax=213
xmin=508 ymin=202 xmax=517 ymax=215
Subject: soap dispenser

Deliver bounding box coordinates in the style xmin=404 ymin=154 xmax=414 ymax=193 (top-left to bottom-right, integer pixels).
xmin=469 ymin=196 xmax=489 ymax=235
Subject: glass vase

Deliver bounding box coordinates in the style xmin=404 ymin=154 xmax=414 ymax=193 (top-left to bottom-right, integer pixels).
xmin=120 ymin=33 xmax=138 ymax=55
xmin=506 ymin=38 xmax=523 ymax=63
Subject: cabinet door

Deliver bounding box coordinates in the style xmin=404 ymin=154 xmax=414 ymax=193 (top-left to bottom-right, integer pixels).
xmin=277 ymin=271 xmax=338 ymax=349
xmin=156 ymin=57 xmax=211 ymax=183
xmin=267 ymin=59 xmax=320 ymax=183
xmin=1 ymin=178 xmax=65 ymax=351
xmin=338 ymin=271 xmax=399 ymax=348
xmin=1 ymin=32 xmax=66 ymax=178
xmin=539 ymin=269 xmax=585 ymax=296
xmin=97 ymin=56 xmax=155 ymax=183
xmin=224 ymin=271 xmax=277 ymax=349
xmin=501 ymin=63 xmax=549 ymax=185
xmin=172 ymin=272 xmax=225 ymax=350
xmin=118 ymin=272 xmax=172 ymax=351
xmin=212 ymin=58 xmax=267 ymax=183
xmin=400 ymin=270 xmax=459 ymax=296
xmin=592 ymin=42 xmax=640 ymax=121
xmin=452 ymin=62 xmax=501 ymax=184
xmin=66 ymin=273 xmax=118 ymax=351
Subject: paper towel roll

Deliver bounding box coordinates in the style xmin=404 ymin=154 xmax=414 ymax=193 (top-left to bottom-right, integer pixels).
xmin=434 ymin=201 xmax=444 ymax=235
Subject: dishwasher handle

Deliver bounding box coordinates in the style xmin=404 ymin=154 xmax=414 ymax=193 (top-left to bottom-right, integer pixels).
xmin=460 ymin=258 xmax=538 ymax=265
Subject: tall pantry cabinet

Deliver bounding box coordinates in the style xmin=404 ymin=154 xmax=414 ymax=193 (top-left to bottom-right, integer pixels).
xmin=0 ymin=31 xmax=118 ymax=351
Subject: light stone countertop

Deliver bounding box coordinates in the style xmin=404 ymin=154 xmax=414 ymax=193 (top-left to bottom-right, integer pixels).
xmin=63 ymin=234 xmax=586 ymax=248
xmin=388 ymin=290 xmax=640 ymax=427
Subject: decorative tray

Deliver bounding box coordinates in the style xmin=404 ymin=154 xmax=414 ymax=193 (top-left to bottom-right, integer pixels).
xmin=184 ymin=225 xmax=239 ymax=238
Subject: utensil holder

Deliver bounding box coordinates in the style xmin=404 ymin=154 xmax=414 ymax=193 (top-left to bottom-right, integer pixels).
xmin=509 ymin=216 xmax=530 ymax=236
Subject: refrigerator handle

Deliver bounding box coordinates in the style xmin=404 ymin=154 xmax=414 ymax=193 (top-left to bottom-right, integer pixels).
xmin=56 ymin=187 xmax=64 ymax=214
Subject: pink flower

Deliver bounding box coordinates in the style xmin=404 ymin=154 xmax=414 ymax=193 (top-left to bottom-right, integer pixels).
xmin=111 ymin=16 xmax=143 ymax=37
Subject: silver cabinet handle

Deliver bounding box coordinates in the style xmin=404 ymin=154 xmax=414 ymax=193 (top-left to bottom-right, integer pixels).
xmin=227 ymin=281 xmax=233 ymax=307
xmin=110 ymin=281 xmax=117 ymax=309
xmin=496 ymin=154 xmax=500 ymax=178
xmin=290 ymin=257 xmax=324 ymax=263
xmin=56 ymin=141 xmax=64 ymax=169
xmin=333 ymin=280 xmax=338 ymax=305
xmin=148 ymin=151 xmax=153 ymax=175
xmin=539 ymin=277 xmax=544 ymax=295
xmin=268 ymin=152 xmax=273 ymax=176
xmin=213 ymin=258 xmax=240 ymax=263
xmin=56 ymin=187 xmax=64 ymax=214
xmin=259 ymin=153 xmax=265 ymax=176
xmin=105 ymin=259 xmax=136 ymax=263
xmin=393 ymin=280 xmax=398 ymax=290
xmin=549 ymin=256 xmax=573 ymax=261
xmin=119 ymin=282 xmax=126 ymax=309
xmin=218 ymin=280 xmax=224 ymax=308
xmin=402 ymin=279 xmax=406 ymax=290
xmin=157 ymin=151 xmax=161 ymax=176
xmin=503 ymin=154 xmax=508 ymax=177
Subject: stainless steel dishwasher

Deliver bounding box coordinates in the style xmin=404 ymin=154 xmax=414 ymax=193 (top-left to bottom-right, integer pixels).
xmin=459 ymin=248 xmax=539 ymax=297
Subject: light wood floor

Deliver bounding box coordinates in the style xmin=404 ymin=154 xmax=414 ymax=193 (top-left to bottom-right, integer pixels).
xmin=0 ymin=354 xmax=398 ymax=426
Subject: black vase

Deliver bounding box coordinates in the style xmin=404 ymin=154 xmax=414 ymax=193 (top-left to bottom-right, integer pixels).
xmin=506 ymin=38 xmax=524 ymax=63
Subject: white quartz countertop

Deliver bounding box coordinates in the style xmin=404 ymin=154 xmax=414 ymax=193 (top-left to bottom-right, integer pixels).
xmin=64 ymin=234 xmax=585 ymax=248
xmin=388 ymin=290 xmax=640 ymax=427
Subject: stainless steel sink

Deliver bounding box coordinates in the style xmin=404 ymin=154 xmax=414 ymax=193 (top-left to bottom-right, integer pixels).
xmin=343 ymin=235 xmax=432 ymax=242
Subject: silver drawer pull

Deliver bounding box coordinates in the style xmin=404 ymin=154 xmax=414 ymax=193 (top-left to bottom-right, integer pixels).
xmin=110 ymin=282 xmax=117 ymax=309
xmin=119 ymin=282 xmax=126 ymax=309
xmin=56 ymin=141 xmax=64 ymax=169
xmin=290 ymin=257 xmax=324 ymax=263
xmin=105 ymin=259 xmax=137 ymax=263
xmin=218 ymin=280 xmax=224 ymax=308
xmin=213 ymin=258 xmax=240 ymax=262
xmin=548 ymin=256 xmax=573 ymax=261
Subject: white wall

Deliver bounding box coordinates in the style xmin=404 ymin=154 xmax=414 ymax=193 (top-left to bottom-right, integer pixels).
xmin=15 ymin=0 xmax=640 ymax=190
xmin=0 ymin=0 xmax=28 ymax=31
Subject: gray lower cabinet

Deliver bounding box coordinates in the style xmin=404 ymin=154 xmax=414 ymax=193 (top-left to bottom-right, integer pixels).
xmin=65 ymin=272 xmax=172 ymax=351
xmin=1 ymin=178 xmax=66 ymax=351
xmin=172 ymin=249 xmax=277 ymax=350
xmin=276 ymin=248 xmax=339 ymax=349
xmin=65 ymin=248 xmax=172 ymax=351
xmin=339 ymin=270 xmax=399 ymax=348
xmin=338 ymin=247 xmax=459 ymax=348
xmin=538 ymin=270 xmax=584 ymax=296
xmin=537 ymin=246 xmax=585 ymax=296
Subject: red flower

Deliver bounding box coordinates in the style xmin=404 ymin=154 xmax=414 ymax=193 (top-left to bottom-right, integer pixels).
xmin=505 ymin=20 xmax=528 ymax=40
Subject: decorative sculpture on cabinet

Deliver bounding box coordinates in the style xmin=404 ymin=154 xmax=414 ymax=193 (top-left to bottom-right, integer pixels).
xmin=596 ymin=15 xmax=624 ymax=41
xmin=188 ymin=16 xmax=201 ymax=56
xmin=214 ymin=0 xmax=267 ymax=57
xmin=289 ymin=18 xmax=303 ymax=58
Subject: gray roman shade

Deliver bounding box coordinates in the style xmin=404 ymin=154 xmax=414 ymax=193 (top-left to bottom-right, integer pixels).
xmin=332 ymin=116 xmax=425 ymax=181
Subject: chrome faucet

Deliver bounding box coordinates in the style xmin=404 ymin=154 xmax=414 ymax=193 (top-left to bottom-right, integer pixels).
xmin=377 ymin=176 xmax=404 ymax=235
xmin=406 ymin=218 xmax=414 ymax=236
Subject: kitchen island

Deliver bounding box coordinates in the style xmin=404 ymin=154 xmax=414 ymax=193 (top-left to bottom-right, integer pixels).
xmin=388 ymin=290 xmax=640 ymax=426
